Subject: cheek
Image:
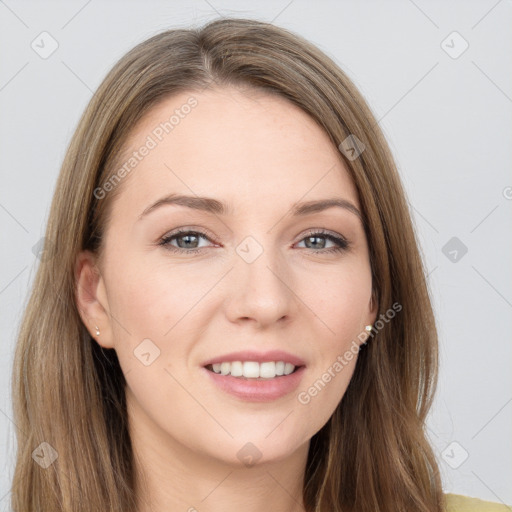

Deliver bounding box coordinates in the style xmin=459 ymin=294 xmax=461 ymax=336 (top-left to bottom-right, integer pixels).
xmin=103 ymin=251 xmax=227 ymax=385
xmin=295 ymin=263 xmax=370 ymax=410
xmin=305 ymin=262 xmax=372 ymax=341
xmin=105 ymin=252 xmax=211 ymax=338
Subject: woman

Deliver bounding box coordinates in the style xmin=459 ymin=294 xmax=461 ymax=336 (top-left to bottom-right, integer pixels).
xmin=10 ymin=17 xmax=509 ymax=512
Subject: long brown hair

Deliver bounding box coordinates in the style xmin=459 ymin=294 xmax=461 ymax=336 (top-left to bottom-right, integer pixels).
xmin=11 ymin=17 xmax=444 ymax=511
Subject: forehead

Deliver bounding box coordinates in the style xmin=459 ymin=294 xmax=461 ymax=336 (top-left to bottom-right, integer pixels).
xmin=109 ymin=86 xmax=360 ymax=217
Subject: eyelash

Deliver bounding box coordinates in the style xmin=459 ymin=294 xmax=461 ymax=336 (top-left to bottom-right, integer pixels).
xmin=158 ymin=228 xmax=350 ymax=255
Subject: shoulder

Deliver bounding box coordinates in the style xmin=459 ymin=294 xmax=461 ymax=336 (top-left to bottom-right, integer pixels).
xmin=445 ymin=493 xmax=512 ymax=511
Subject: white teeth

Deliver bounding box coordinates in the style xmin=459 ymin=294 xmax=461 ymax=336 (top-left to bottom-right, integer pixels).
xmin=243 ymin=361 xmax=260 ymax=378
xmin=209 ymin=361 xmax=298 ymax=378
xmin=284 ymin=362 xmax=295 ymax=375
xmin=230 ymin=361 xmax=243 ymax=377
xmin=259 ymin=362 xmax=276 ymax=379
xmin=220 ymin=362 xmax=230 ymax=375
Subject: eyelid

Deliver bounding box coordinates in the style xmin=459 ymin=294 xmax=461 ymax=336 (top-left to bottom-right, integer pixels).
xmin=159 ymin=226 xmax=347 ymax=245
xmin=158 ymin=226 xmax=350 ymax=255
xmin=159 ymin=225 xmax=217 ymax=242
xmin=298 ymin=228 xmax=348 ymax=243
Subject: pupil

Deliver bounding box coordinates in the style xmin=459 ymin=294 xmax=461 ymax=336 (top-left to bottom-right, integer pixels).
xmin=306 ymin=236 xmax=325 ymax=249
xmin=180 ymin=234 xmax=198 ymax=248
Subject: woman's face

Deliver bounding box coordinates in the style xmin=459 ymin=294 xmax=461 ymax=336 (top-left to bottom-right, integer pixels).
xmin=78 ymin=86 xmax=377 ymax=467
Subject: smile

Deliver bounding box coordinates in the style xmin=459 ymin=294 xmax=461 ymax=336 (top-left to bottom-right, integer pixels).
xmin=206 ymin=361 xmax=298 ymax=379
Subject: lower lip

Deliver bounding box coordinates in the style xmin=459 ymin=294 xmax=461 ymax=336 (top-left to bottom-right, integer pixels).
xmin=202 ymin=366 xmax=306 ymax=402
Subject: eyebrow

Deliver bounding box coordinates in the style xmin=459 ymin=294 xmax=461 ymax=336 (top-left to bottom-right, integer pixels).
xmin=138 ymin=194 xmax=363 ymax=222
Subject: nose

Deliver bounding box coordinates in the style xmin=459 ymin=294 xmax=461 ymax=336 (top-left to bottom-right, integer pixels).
xmin=224 ymin=243 xmax=298 ymax=328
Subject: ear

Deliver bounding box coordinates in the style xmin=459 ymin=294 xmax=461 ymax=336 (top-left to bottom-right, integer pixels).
xmin=360 ymin=290 xmax=379 ymax=345
xmin=75 ymin=250 xmax=115 ymax=349
xmin=368 ymin=290 xmax=379 ymax=322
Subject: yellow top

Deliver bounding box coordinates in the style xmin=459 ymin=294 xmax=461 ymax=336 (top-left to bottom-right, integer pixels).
xmin=445 ymin=493 xmax=512 ymax=511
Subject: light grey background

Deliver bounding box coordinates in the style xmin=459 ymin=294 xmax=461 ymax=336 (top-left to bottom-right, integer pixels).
xmin=1 ymin=0 xmax=511 ymax=508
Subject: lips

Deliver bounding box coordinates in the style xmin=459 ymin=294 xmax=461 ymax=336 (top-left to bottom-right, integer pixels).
xmin=202 ymin=350 xmax=306 ymax=368
xmin=202 ymin=365 xmax=307 ymax=402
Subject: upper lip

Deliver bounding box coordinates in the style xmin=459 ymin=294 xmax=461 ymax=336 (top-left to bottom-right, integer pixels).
xmin=202 ymin=350 xmax=306 ymax=367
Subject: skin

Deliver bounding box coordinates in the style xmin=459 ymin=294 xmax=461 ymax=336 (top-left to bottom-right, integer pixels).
xmin=76 ymin=85 xmax=378 ymax=512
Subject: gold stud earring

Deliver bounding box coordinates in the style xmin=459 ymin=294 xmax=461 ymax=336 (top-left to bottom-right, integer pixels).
xmin=365 ymin=325 xmax=373 ymax=334
xmin=95 ymin=325 xmax=100 ymax=336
